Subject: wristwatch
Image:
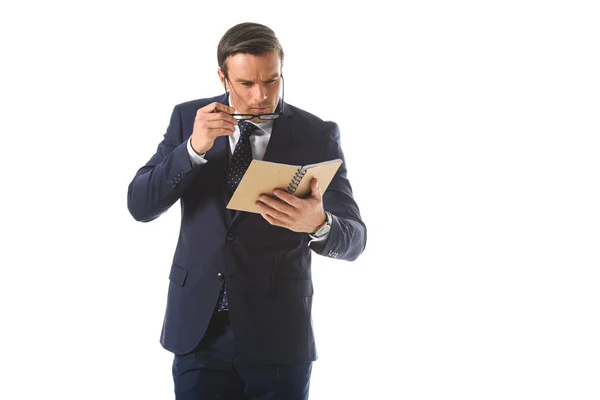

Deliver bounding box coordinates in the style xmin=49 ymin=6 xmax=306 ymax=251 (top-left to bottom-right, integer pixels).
xmin=312 ymin=211 xmax=332 ymax=238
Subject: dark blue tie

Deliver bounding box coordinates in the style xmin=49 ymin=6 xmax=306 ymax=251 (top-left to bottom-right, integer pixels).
xmin=216 ymin=121 xmax=258 ymax=313
xmin=226 ymin=120 xmax=258 ymax=193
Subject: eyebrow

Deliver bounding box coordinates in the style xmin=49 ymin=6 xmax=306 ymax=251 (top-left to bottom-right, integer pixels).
xmin=234 ymin=73 xmax=280 ymax=83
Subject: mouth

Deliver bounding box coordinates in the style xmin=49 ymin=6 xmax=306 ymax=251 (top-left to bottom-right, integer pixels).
xmin=250 ymin=106 xmax=270 ymax=112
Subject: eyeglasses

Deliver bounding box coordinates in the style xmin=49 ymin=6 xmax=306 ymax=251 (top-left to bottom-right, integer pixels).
xmin=223 ymin=75 xmax=285 ymax=121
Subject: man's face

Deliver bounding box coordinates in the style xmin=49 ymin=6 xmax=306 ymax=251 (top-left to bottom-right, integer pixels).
xmin=219 ymin=51 xmax=282 ymax=121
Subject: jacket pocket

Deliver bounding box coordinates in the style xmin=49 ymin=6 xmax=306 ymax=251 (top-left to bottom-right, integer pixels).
xmin=169 ymin=264 xmax=189 ymax=287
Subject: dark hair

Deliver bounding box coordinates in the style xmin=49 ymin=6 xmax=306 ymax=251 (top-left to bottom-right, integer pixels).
xmin=217 ymin=22 xmax=284 ymax=76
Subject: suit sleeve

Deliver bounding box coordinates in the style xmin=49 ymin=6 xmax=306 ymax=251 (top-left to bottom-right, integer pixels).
xmin=310 ymin=122 xmax=367 ymax=261
xmin=127 ymin=105 xmax=205 ymax=222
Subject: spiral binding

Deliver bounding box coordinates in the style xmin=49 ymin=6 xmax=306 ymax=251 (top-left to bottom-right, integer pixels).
xmin=286 ymin=168 xmax=307 ymax=194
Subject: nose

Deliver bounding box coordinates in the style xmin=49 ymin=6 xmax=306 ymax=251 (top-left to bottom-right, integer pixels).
xmin=253 ymin=84 xmax=268 ymax=101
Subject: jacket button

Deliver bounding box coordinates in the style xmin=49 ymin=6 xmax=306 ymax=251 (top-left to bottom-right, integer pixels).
xmin=226 ymin=232 xmax=235 ymax=242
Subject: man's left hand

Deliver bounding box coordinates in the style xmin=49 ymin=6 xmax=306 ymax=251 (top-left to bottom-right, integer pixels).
xmin=256 ymin=178 xmax=326 ymax=233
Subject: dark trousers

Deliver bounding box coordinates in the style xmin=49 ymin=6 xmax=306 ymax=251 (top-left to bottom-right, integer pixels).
xmin=172 ymin=312 xmax=312 ymax=400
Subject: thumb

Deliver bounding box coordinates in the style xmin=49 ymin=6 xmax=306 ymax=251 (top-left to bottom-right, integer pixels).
xmin=311 ymin=178 xmax=322 ymax=200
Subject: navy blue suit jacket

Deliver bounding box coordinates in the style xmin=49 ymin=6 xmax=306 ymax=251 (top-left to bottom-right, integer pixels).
xmin=127 ymin=94 xmax=367 ymax=364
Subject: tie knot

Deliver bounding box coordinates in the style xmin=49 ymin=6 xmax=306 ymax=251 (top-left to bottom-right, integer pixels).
xmin=238 ymin=120 xmax=258 ymax=138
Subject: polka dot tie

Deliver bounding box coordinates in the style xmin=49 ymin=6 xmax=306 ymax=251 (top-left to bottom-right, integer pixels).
xmin=215 ymin=286 xmax=229 ymax=313
xmin=226 ymin=120 xmax=258 ymax=193
xmin=216 ymin=121 xmax=258 ymax=313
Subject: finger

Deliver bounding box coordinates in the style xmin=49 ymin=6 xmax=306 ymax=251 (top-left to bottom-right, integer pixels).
xmin=204 ymin=110 xmax=238 ymax=125
xmin=256 ymin=200 xmax=291 ymax=221
xmin=205 ymin=118 xmax=236 ymax=131
xmin=199 ymin=102 xmax=236 ymax=115
xmin=310 ymin=178 xmax=322 ymax=200
xmin=260 ymin=213 xmax=284 ymax=227
xmin=272 ymin=189 xmax=301 ymax=207
xmin=258 ymin=194 xmax=294 ymax=214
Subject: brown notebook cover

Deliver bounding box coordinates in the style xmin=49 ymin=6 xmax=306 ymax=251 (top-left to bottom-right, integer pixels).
xmin=226 ymin=159 xmax=343 ymax=214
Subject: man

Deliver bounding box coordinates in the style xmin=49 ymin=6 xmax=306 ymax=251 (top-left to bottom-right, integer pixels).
xmin=127 ymin=22 xmax=366 ymax=399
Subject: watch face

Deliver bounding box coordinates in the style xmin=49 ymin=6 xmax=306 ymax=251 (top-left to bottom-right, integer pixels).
xmin=313 ymin=212 xmax=332 ymax=237
xmin=315 ymin=224 xmax=331 ymax=237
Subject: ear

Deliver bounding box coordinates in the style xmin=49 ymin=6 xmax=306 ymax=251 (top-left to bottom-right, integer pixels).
xmin=218 ymin=69 xmax=226 ymax=90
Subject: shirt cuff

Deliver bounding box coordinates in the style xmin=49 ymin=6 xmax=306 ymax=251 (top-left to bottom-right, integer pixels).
xmin=308 ymin=230 xmax=330 ymax=245
xmin=187 ymin=137 xmax=208 ymax=166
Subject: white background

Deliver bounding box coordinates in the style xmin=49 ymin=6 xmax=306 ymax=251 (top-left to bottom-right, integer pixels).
xmin=1 ymin=1 xmax=599 ymax=399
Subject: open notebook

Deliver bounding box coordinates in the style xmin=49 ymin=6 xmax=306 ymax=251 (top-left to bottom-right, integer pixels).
xmin=226 ymin=159 xmax=343 ymax=214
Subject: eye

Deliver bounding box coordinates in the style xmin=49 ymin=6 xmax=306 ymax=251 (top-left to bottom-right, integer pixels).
xmin=265 ymin=80 xmax=276 ymax=85
xmin=241 ymin=82 xmax=252 ymax=87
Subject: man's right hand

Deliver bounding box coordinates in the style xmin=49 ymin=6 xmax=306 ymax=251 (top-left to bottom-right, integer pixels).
xmin=190 ymin=102 xmax=237 ymax=155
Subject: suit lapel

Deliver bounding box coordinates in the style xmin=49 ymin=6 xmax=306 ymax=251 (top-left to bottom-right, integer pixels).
xmin=262 ymin=112 xmax=297 ymax=163
xmin=204 ymin=135 xmax=233 ymax=226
